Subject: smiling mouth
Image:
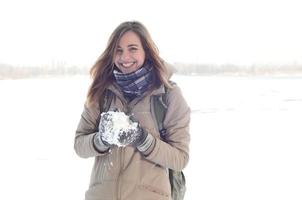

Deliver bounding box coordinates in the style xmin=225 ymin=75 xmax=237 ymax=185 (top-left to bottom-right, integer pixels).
xmin=120 ymin=62 xmax=135 ymax=67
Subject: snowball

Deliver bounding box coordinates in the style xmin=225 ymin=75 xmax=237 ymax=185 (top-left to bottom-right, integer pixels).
xmin=100 ymin=111 xmax=138 ymax=147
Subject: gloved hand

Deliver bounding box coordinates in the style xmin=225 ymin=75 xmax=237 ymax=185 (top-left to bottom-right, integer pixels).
xmin=126 ymin=117 xmax=155 ymax=154
xmin=98 ymin=112 xmax=115 ymax=145
xmin=118 ymin=123 xmax=148 ymax=147
xmin=93 ymin=112 xmax=113 ymax=152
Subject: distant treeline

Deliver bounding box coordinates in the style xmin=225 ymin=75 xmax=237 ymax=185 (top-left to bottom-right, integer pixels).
xmin=173 ymin=62 xmax=302 ymax=75
xmin=1 ymin=62 xmax=302 ymax=79
xmin=0 ymin=63 xmax=89 ymax=79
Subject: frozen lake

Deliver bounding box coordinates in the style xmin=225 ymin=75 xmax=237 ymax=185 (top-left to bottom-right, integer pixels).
xmin=0 ymin=75 xmax=301 ymax=200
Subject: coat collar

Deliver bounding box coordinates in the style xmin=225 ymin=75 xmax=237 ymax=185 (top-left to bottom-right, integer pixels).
xmin=107 ymin=82 xmax=165 ymax=99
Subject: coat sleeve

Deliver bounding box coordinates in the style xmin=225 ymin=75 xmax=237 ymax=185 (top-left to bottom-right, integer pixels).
xmin=74 ymin=103 xmax=108 ymax=158
xmin=145 ymin=85 xmax=191 ymax=171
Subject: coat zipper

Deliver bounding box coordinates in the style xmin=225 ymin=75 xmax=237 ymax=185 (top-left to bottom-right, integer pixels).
xmin=117 ymin=100 xmax=131 ymax=199
xmin=117 ymin=147 xmax=125 ymax=199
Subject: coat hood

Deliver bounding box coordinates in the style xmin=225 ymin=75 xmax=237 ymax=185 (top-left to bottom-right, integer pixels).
xmin=164 ymin=61 xmax=177 ymax=79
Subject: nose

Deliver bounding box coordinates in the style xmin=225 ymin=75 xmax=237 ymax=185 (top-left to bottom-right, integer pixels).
xmin=120 ymin=51 xmax=131 ymax=62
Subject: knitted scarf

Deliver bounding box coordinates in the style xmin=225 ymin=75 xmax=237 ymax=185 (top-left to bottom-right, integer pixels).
xmin=113 ymin=62 xmax=154 ymax=99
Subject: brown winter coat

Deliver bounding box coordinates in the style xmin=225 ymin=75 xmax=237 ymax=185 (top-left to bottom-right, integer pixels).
xmin=74 ymin=81 xmax=190 ymax=200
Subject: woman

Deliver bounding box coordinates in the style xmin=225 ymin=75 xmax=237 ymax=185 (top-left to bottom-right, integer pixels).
xmin=74 ymin=21 xmax=190 ymax=200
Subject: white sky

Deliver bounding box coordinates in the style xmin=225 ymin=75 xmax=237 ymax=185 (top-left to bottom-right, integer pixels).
xmin=1 ymin=0 xmax=302 ymax=66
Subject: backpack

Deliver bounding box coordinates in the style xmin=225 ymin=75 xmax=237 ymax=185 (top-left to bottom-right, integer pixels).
xmin=100 ymin=85 xmax=186 ymax=200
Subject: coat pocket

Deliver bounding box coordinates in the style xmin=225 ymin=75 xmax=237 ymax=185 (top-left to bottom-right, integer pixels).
xmin=137 ymin=184 xmax=170 ymax=200
xmin=85 ymin=183 xmax=115 ymax=200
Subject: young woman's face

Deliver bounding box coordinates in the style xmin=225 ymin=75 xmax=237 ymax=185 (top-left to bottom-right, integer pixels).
xmin=114 ymin=31 xmax=146 ymax=74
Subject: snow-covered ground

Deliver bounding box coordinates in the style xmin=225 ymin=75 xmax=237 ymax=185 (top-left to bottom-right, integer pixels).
xmin=0 ymin=75 xmax=301 ymax=200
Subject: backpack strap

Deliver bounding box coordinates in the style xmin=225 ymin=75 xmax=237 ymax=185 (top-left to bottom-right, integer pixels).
xmin=153 ymin=93 xmax=168 ymax=139
xmin=152 ymin=81 xmax=175 ymax=140
xmin=96 ymin=89 xmax=114 ymax=128
xmin=102 ymin=89 xmax=114 ymax=112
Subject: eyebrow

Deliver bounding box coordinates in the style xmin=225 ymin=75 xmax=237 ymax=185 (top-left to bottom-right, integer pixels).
xmin=117 ymin=44 xmax=139 ymax=48
xmin=128 ymin=44 xmax=138 ymax=48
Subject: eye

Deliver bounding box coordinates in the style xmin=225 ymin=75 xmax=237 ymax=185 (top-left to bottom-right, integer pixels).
xmin=116 ymin=48 xmax=123 ymax=54
xmin=129 ymin=47 xmax=138 ymax=52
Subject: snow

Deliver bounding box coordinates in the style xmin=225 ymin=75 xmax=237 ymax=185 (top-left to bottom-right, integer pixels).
xmin=0 ymin=75 xmax=301 ymax=200
xmin=99 ymin=111 xmax=138 ymax=147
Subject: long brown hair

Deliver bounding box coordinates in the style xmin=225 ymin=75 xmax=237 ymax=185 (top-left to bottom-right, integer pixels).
xmin=86 ymin=21 xmax=171 ymax=106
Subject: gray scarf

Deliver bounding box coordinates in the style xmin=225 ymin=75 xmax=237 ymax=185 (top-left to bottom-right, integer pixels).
xmin=113 ymin=62 xmax=154 ymax=99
